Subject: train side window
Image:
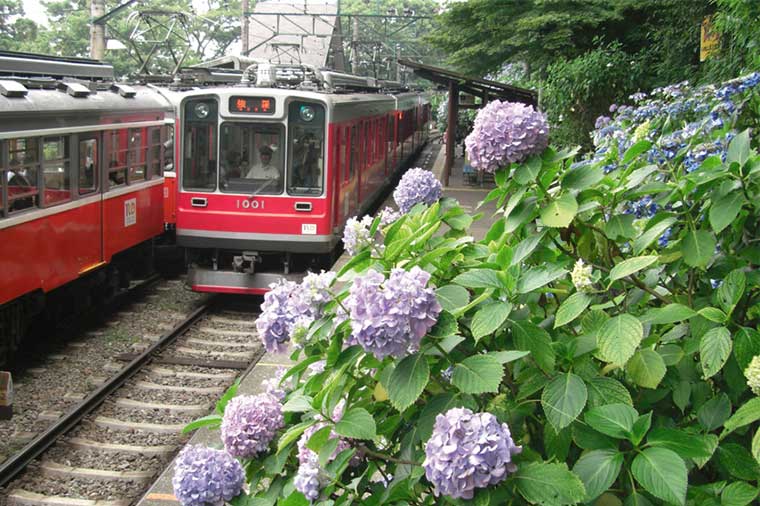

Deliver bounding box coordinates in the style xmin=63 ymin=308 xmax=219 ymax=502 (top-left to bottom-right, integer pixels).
xmin=42 ymin=136 xmax=71 ymax=206
xmin=78 ymin=137 xmax=98 ymax=195
xmin=6 ymin=137 xmax=39 ymax=213
xmin=147 ymin=127 xmax=162 ymax=179
xmin=128 ymin=128 xmax=147 ymax=183
xmin=287 ymin=102 xmax=325 ymax=196
xmin=182 ymin=98 xmax=218 ymax=192
xmin=105 ymin=129 xmax=128 ymax=188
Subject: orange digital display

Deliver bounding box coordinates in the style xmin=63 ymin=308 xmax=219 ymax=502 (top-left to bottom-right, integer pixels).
xmin=229 ymin=96 xmax=275 ymax=115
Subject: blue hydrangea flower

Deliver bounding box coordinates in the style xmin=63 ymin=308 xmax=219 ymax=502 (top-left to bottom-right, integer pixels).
xmin=172 ymin=445 xmax=244 ymax=506
xmin=423 ymin=408 xmax=522 ymax=500
xmin=221 ymin=393 xmax=284 ymax=458
xmin=658 ymin=227 xmax=672 ymax=248
xmin=393 ymin=168 xmax=443 ymax=213
xmin=256 ymin=279 xmax=299 ymax=353
xmin=345 ymin=267 xmax=441 ymax=360
xmin=465 ymin=100 xmax=549 ymax=173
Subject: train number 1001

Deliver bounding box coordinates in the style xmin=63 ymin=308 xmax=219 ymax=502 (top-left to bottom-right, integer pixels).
xmin=235 ymin=199 xmax=265 ymax=210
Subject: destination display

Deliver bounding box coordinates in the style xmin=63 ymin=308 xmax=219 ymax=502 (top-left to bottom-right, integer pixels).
xmin=229 ymin=96 xmax=275 ymax=114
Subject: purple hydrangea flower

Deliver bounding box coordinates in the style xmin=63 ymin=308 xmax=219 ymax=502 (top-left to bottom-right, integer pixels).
xmin=423 ymin=408 xmax=522 ymax=500
xmin=465 ymin=100 xmax=549 ymax=173
xmin=393 ymin=168 xmax=443 ymax=213
xmin=345 ymin=267 xmax=441 ymax=360
xmin=290 ymin=270 xmax=337 ymax=335
xmin=221 ymin=393 xmax=284 ymax=458
xmin=595 ymin=115 xmax=612 ymax=129
xmin=343 ymin=215 xmax=374 ymax=256
xmin=262 ymin=367 xmax=291 ymax=401
xmin=172 ymin=445 xmax=244 ymax=506
xmin=295 ymin=453 xmax=322 ymax=501
xmin=379 ymin=206 xmax=401 ymax=227
xmin=256 ymin=279 xmax=300 ymax=353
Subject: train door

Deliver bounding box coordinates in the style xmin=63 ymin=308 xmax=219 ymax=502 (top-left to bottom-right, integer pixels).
xmin=348 ymin=124 xmax=359 ymax=217
xmin=77 ymin=133 xmax=103 ymax=269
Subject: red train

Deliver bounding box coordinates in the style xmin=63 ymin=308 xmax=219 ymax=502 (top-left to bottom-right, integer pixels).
xmin=176 ymin=66 xmax=431 ymax=294
xmin=0 ymin=52 xmax=174 ymax=364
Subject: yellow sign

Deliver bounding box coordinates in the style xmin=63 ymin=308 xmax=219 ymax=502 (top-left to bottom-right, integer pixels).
xmin=701 ymin=16 xmax=720 ymax=62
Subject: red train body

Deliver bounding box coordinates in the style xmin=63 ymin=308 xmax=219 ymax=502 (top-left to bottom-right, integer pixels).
xmin=0 ymin=52 xmax=173 ymax=363
xmin=176 ymin=68 xmax=431 ymax=294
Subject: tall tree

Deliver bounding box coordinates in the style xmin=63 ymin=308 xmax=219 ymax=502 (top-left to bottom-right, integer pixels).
xmin=1 ymin=0 xmax=41 ymax=51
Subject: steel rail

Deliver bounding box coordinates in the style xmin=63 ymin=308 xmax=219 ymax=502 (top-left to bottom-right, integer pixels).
xmin=0 ymin=298 xmax=214 ymax=487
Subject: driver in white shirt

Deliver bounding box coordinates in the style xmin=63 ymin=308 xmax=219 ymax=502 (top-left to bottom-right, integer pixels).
xmin=246 ymin=146 xmax=279 ymax=179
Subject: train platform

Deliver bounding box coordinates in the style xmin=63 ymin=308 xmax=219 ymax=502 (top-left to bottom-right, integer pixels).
xmin=135 ymin=140 xmax=500 ymax=506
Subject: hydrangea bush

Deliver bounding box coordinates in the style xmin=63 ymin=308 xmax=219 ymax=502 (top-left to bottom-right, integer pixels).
xmin=181 ymin=72 xmax=760 ymax=505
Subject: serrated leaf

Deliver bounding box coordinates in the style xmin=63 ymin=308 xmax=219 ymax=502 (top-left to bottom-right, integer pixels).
xmin=555 ymin=292 xmax=591 ymax=328
xmin=639 ymin=303 xmax=697 ymax=325
xmin=623 ymin=140 xmax=653 ymax=164
xmin=604 ymin=214 xmax=636 ymax=240
xmin=719 ymin=443 xmax=760 ymax=481
xmin=435 ymin=285 xmax=470 ymax=312
xmin=451 ymin=355 xmax=504 ymax=394
xmin=452 ymin=269 xmax=502 ymax=289
xmin=542 ymin=372 xmax=588 ymax=430
xmin=710 ymin=192 xmax=745 ymax=233
xmin=586 ymin=377 xmax=633 ymax=408
xmin=727 ymin=129 xmax=751 ymax=167
xmin=517 ymin=264 xmax=568 ymax=293
xmin=512 ymin=319 xmax=556 ymax=373
xmin=718 ymin=269 xmax=746 ymax=314
xmin=511 ymin=232 xmax=546 ymax=266
xmin=597 ymin=314 xmax=643 ymax=366
xmin=514 ymin=154 xmax=542 ymax=184
xmin=488 ymin=350 xmax=530 ymax=363
xmin=698 ymin=394 xmax=732 ymax=431
xmin=632 ymin=448 xmax=687 ymax=505
xmin=562 ymin=161 xmax=604 ymax=190
xmin=387 ymin=353 xmax=429 ymax=412
xmin=515 ymin=461 xmax=586 ymax=505
xmin=585 ymin=403 xmax=638 ymax=439
xmin=700 ymin=326 xmax=732 ymax=378
xmin=608 ymin=256 xmax=658 ymax=283
xmin=633 ymin=217 xmax=677 ymax=254
xmin=682 ymin=229 xmax=716 ymax=269
xmin=699 ymin=306 xmax=728 ymax=323
xmin=573 ymin=449 xmax=624 ymax=502
xmin=540 ymin=193 xmax=578 ymax=228
xmin=752 ymin=427 xmax=760 ymax=465
xmin=723 ymin=398 xmax=760 ymax=436
xmin=734 ymin=327 xmax=760 ymax=369
xmin=335 ymin=408 xmax=376 ymax=440
xmin=182 ymin=414 xmax=222 ymax=434
xmin=646 ymin=428 xmax=713 ymax=458
xmin=471 ymin=302 xmax=512 ymax=341
xmin=282 ymin=395 xmax=313 ymax=413
xmin=721 ymin=482 xmax=757 ymax=506
xmin=626 ymin=349 xmax=667 ymax=389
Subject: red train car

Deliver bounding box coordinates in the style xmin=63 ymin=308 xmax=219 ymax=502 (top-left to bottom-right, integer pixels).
xmin=0 ymin=52 xmax=173 ymax=363
xmin=176 ymin=66 xmax=430 ymax=294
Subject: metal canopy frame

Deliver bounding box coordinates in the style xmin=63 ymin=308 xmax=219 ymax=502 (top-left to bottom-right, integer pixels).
xmin=397 ymin=58 xmax=538 ymax=187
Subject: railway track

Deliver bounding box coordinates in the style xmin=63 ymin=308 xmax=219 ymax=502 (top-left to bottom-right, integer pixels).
xmin=0 ymin=298 xmax=262 ymax=506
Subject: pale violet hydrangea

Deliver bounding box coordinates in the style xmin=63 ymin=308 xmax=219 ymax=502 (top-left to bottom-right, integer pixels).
xmin=379 ymin=206 xmax=401 ymax=227
xmin=393 ymin=167 xmax=442 ymax=214
xmin=345 ymin=266 xmax=441 ymax=360
xmin=172 ymin=445 xmax=244 ymax=506
xmin=256 ymin=279 xmax=300 ymax=353
xmin=256 ymin=271 xmax=335 ymax=352
xmin=465 ymin=100 xmax=549 ymax=173
xmin=745 ymin=355 xmax=760 ymax=395
xmin=343 ymin=215 xmax=374 ymax=256
xmin=294 ymin=453 xmax=322 ymax=501
xmin=423 ymin=408 xmax=522 ymax=500
xmin=571 ymin=259 xmax=594 ymax=292
xmin=221 ymin=393 xmax=284 ymax=458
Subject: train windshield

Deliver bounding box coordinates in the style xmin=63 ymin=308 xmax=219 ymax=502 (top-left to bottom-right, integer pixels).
xmin=287 ymin=102 xmax=325 ymax=196
xmin=219 ymin=123 xmax=284 ymax=195
xmin=182 ymin=98 xmax=218 ymax=191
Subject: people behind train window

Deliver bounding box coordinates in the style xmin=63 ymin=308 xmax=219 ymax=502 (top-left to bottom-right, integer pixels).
xmin=246 ymin=145 xmax=278 ymax=179
xmin=108 ymin=160 xmax=126 ymax=186
xmin=222 ymin=152 xmax=244 ymax=180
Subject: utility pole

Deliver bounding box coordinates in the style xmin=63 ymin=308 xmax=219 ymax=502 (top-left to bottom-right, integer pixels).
xmin=241 ymin=0 xmax=250 ymax=55
xmin=351 ymin=15 xmax=359 ymax=74
xmin=90 ymin=0 xmax=106 ymax=60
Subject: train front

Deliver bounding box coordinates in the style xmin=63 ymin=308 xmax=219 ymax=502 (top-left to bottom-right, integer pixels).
xmin=177 ymin=89 xmax=334 ymax=294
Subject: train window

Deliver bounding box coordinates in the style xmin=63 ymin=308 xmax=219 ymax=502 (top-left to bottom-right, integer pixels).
xmin=128 ymin=128 xmax=147 ymax=183
xmin=6 ymin=137 xmax=39 ymax=213
xmin=147 ymin=127 xmax=162 ymax=179
xmin=105 ymin=129 xmax=128 ymax=188
xmin=287 ymin=102 xmax=325 ymax=196
xmin=78 ymin=137 xmax=98 ymax=195
xmin=183 ymin=98 xmax=218 ymax=192
xmin=219 ymin=123 xmax=284 ymax=195
xmin=162 ymin=125 xmax=174 ymax=173
xmin=42 ymin=137 xmax=71 ymax=206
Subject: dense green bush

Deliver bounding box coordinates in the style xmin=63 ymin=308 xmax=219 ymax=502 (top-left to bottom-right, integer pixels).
xmin=180 ymin=72 xmax=760 ymax=505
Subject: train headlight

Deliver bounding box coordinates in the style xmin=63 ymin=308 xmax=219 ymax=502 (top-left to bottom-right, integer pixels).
xmin=299 ymin=105 xmax=316 ymax=122
xmin=194 ymin=102 xmax=211 ymax=119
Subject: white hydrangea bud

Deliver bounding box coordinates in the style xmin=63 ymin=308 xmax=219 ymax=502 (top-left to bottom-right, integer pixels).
xmin=571 ymin=259 xmax=594 ymax=292
xmin=744 ymin=355 xmax=760 ymax=395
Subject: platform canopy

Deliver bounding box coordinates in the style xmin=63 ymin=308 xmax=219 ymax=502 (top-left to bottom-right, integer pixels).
xmin=398 ymin=59 xmax=538 ymax=186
